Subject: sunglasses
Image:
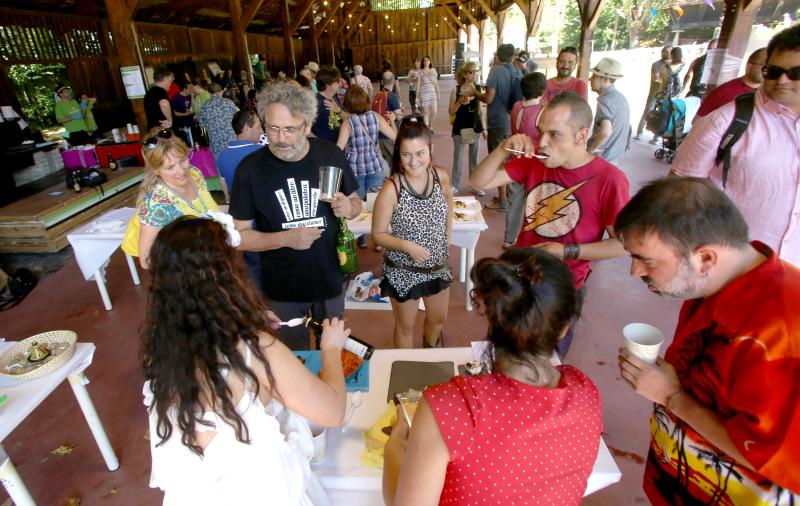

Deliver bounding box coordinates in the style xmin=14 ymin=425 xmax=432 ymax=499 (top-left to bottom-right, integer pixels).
xmin=144 ymin=129 xmax=174 ymax=149
xmin=762 ymin=64 xmax=800 ymax=81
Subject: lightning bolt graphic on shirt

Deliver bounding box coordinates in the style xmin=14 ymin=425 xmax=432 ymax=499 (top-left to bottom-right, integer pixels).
xmin=524 ymin=180 xmax=588 ymax=232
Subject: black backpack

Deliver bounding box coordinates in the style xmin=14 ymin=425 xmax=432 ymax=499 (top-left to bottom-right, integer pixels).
xmin=0 ymin=268 xmax=37 ymax=311
xmin=715 ymin=92 xmax=755 ymax=188
xmin=503 ymin=64 xmax=523 ymax=112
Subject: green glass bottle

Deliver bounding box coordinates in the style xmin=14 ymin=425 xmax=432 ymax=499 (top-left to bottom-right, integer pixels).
xmin=336 ymin=217 xmax=358 ymax=274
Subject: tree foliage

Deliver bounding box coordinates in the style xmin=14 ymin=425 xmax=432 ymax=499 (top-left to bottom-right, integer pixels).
xmin=556 ymin=0 xmax=673 ymax=50
xmin=7 ymin=64 xmax=68 ymax=129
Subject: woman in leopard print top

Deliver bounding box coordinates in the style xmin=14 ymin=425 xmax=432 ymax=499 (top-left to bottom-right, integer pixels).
xmin=372 ymin=117 xmax=453 ymax=348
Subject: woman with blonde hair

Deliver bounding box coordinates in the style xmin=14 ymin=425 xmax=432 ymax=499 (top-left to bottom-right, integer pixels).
xmin=448 ymin=62 xmax=484 ymax=195
xmin=128 ymin=128 xmax=219 ymax=268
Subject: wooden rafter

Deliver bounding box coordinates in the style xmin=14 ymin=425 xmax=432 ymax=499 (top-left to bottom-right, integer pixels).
xmin=331 ymin=1 xmax=361 ymax=39
xmin=452 ymin=0 xmax=479 ymax=26
xmin=288 ymin=0 xmax=317 ymax=34
xmin=348 ymin=9 xmax=370 ymax=38
xmin=439 ymin=4 xmax=465 ymax=31
xmin=475 ymin=0 xmax=496 ymax=21
xmin=242 ymin=0 xmax=266 ymax=26
xmin=125 ymin=0 xmax=140 ymax=15
xmin=317 ymin=1 xmax=342 ymax=34
xmin=514 ymin=0 xmax=527 ymax=12
xmin=436 ymin=9 xmax=459 ymax=35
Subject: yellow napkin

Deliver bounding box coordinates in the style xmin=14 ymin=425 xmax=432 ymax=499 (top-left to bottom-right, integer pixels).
xmin=360 ymin=401 xmax=397 ymax=469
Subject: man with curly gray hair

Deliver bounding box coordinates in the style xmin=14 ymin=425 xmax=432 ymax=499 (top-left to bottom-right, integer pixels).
xmin=231 ymin=80 xmax=362 ymax=350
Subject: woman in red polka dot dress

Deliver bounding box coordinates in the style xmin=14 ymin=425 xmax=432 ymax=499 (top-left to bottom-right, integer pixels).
xmin=383 ymin=248 xmax=603 ymax=505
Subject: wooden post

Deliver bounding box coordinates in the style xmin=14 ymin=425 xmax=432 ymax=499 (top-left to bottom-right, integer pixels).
xmin=426 ymin=11 xmax=431 ymax=57
xmin=281 ymin=0 xmax=297 ymax=75
xmin=103 ymin=0 xmax=147 ymax=131
xmin=479 ymin=18 xmax=487 ymax=79
xmin=308 ymin=10 xmax=320 ymax=63
xmin=575 ymin=0 xmax=606 ymax=80
xmin=377 ymin=14 xmax=383 ymax=71
xmin=523 ymin=0 xmax=545 ymax=52
xmin=228 ymin=0 xmax=250 ymax=82
xmin=711 ymin=0 xmax=763 ymax=84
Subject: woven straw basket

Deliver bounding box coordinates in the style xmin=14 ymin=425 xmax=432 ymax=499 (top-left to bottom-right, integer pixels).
xmin=0 ymin=331 xmax=77 ymax=380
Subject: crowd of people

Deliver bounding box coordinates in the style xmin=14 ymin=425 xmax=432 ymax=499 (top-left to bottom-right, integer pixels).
xmin=127 ymin=24 xmax=800 ymax=506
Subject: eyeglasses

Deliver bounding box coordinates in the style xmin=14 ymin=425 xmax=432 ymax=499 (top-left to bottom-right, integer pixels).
xmin=762 ymin=64 xmax=800 ymax=81
xmin=265 ymin=122 xmax=305 ymax=137
xmin=144 ymin=129 xmax=173 ymax=149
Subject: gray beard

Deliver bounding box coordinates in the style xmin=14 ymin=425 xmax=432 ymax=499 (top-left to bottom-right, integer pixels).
xmin=268 ymin=136 xmax=308 ymax=161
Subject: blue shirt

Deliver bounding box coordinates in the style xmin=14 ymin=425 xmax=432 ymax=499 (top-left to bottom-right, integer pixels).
xmin=216 ymin=140 xmax=263 ymax=189
xmin=312 ymin=93 xmax=343 ymax=142
xmin=486 ymin=63 xmax=522 ymax=129
xmin=379 ymin=90 xmax=401 ymax=140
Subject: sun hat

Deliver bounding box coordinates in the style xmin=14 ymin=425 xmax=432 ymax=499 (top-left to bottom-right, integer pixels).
xmin=307 ymin=62 xmax=320 ymax=73
xmin=591 ymin=57 xmax=624 ymax=79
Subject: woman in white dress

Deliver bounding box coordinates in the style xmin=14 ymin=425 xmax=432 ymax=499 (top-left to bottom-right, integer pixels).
xmin=142 ymin=216 xmax=349 ymax=505
xmin=416 ymin=56 xmax=440 ymax=132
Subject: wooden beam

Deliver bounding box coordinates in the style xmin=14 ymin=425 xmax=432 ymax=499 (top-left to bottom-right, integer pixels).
xmin=288 ymin=0 xmax=317 ymax=34
xmin=712 ymin=0 xmax=762 ymax=85
xmin=436 ymin=8 xmax=459 ymax=36
xmin=453 ymin=0 xmax=479 ymax=27
xmin=125 ymin=0 xmax=140 ymax=15
xmin=104 ymin=0 xmax=147 ymax=130
xmin=241 ymin=0 xmax=266 ymax=27
xmin=525 ymin=0 xmax=545 ymax=51
xmin=281 ymin=0 xmax=297 ymax=74
xmin=308 ymin=8 xmax=320 ymax=62
xmin=349 ymin=9 xmax=370 ymax=38
xmin=575 ymin=0 xmax=606 ymax=79
xmin=475 ymin=0 xmax=496 ymax=22
xmin=317 ymin=1 xmax=342 ymax=36
xmin=440 ymin=4 xmax=465 ymax=31
xmin=514 ymin=0 xmax=527 ymax=13
xmin=332 ymin=2 xmax=361 ymax=40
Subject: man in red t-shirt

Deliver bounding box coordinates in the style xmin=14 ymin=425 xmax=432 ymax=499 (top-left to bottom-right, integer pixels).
xmin=616 ymin=177 xmax=800 ymax=504
xmin=471 ymin=92 xmax=629 ymax=355
xmin=695 ymin=48 xmax=767 ymax=118
xmin=542 ymin=47 xmax=589 ymax=104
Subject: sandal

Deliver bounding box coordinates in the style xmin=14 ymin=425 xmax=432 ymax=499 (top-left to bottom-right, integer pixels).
xmin=423 ymin=333 xmax=444 ymax=348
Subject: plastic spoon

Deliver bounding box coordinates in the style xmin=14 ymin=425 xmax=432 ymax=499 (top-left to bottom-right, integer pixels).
xmin=280 ymin=317 xmax=306 ymax=327
xmin=340 ymin=391 xmax=363 ymax=432
xmin=504 ymin=147 xmax=549 ymax=159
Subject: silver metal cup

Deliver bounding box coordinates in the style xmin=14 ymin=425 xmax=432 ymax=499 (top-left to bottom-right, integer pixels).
xmin=319 ymin=165 xmax=343 ymax=202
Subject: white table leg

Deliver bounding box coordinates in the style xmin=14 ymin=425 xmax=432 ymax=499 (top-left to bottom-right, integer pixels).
xmin=93 ymin=268 xmax=113 ymax=311
xmin=67 ymin=373 xmax=120 ymax=472
xmin=465 ymin=247 xmax=476 ymax=311
xmin=125 ymin=253 xmax=141 ymax=286
xmin=459 ymin=247 xmax=466 ymax=283
xmin=0 ymin=444 xmax=36 ymax=506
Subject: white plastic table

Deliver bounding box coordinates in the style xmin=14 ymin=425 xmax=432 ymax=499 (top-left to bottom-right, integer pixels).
xmin=348 ymin=197 xmax=488 ymax=311
xmin=0 ymin=342 xmax=118 ymax=506
xmin=315 ymin=347 xmax=622 ymax=505
xmin=67 ymin=207 xmax=141 ymax=311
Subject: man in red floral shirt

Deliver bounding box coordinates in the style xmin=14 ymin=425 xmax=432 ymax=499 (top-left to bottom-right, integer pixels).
xmin=616 ymin=177 xmax=800 ymax=504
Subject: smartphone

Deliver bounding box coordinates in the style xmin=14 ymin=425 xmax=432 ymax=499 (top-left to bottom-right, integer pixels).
xmin=395 ymin=391 xmax=422 ymax=428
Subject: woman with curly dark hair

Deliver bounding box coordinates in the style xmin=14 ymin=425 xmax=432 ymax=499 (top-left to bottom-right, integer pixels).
xmin=383 ymin=248 xmax=603 ymax=505
xmin=141 ymin=216 xmax=348 ymax=504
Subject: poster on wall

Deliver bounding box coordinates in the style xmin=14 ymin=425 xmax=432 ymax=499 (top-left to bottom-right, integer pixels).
xmin=120 ymin=66 xmax=147 ymax=99
xmin=207 ymin=62 xmax=222 ymax=77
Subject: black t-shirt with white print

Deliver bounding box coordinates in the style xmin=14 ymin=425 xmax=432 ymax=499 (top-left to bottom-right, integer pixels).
xmin=230 ymin=137 xmax=358 ymax=302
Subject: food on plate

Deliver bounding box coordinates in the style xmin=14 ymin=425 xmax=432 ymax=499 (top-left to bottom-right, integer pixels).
xmin=316 ymin=349 xmax=363 ymax=379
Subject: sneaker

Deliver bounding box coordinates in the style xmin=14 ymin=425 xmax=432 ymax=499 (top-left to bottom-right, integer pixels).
xmin=486 ymin=200 xmax=507 ymax=211
xmin=632 ymin=135 xmax=641 ymax=141
xmin=357 ymin=236 xmax=367 ymax=249
xmin=649 ymin=138 xmax=658 ymax=145
xmin=450 ymin=186 xmax=459 ymax=195
xmin=471 ymin=187 xmax=486 ymax=196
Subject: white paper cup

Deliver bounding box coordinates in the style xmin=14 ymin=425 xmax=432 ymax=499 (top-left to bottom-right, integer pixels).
xmin=623 ymin=323 xmax=664 ymax=364
xmin=308 ymin=422 xmax=327 ymax=463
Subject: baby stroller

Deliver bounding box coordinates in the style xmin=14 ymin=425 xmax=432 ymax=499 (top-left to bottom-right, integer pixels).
xmin=645 ymin=94 xmax=687 ymax=164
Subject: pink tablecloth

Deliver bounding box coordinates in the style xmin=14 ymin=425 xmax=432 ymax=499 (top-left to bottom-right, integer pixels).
xmin=189 ymin=147 xmax=218 ymax=178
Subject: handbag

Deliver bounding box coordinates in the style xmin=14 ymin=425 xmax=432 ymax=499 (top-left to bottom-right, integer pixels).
xmin=121 ymin=213 xmax=140 ymax=257
xmin=459 ymin=128 xmax=477 ymax=144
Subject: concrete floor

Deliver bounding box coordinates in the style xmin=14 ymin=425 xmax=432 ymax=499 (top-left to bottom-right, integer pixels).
xmin=0 ymin=77 xmax=682 ymax=505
